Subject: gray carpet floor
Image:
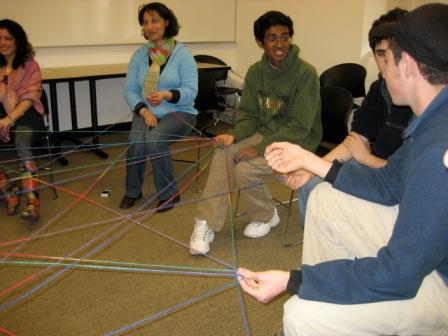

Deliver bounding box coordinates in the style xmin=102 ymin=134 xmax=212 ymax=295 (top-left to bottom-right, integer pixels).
xmin=0 ymin=130 xmax=303 ymax=335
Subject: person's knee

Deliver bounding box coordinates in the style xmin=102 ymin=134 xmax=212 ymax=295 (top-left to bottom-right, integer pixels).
xmin=283 ymin=295 xmax=325 ymax=336
xmin=283 ymin=298 xmax=297 ymax=335
xmin=302 ymin=177 xmax=322 ymax=196
xmin=306 ymin=182 xmax=334 ymax=215
xmin=208 ymin=146 xmax=234 ymax=174
xmin=145 ymin=135 xmax=168 ymax=155
xmin=212 ymin=146 xmax=229 ymax=162
xmin=14 ymin=126 xmax=34 ymax=148
xmin=283 ymin=296 xmax=313 ymax=336
xmin=234 ymin=162 xmax=253 ymax=187
xmin=127 ymin=143 xmax=146 ymax=160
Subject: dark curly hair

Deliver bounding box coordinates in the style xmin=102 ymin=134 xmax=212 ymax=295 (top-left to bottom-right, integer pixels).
xmin=0 ymin=19 xmax=35 ymax=69
xmin=138 ymin=2 xmax=180 ymax=39
xmin=368 ymin=8 xmax=408 ymax=50
xmin=253 ymin=11 xmax=294 ymax=42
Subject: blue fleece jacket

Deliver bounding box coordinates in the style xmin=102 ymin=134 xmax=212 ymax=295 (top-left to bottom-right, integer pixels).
xmin=124 ymin=42 xmax=198 ymax=117
xmin=299 ymin=86 xmax=448 ymax=304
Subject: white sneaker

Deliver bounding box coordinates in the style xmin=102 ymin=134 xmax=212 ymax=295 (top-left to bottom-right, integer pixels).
xmin=243 ymin=207 xmax=280 ymax=238
xmin=190 ymin=218 xmax=214 ymax=255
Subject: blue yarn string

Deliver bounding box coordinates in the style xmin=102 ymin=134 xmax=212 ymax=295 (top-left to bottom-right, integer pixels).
xmin=104 ymin=281 xmax=237 ymax=336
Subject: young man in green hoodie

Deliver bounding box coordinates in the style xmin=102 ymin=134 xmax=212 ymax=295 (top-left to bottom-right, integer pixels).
xmin=190 ymin=11 xmax=322 ymax=255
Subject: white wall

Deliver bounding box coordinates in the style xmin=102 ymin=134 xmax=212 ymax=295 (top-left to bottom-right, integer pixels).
xmin=30 ymin=0 xmax=448 ymax=130
xmin=4 ymin=0 xmax=236 ymax=46
xmin=235 ymin=0 xmax=365 ymax=77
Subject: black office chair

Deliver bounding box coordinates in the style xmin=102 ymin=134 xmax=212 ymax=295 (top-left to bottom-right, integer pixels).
xmin=194 ymin=69 xmax=220 ymax=136
xmin=194 ymin=55 xmax=242 ymax=126
xmin=317 ymin=86 xmax=354 ymax=155
xmin=319 ymin=63 xmax=366 ymax=103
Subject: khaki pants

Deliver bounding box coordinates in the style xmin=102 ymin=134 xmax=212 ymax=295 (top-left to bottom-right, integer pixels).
xmin=283 ymin=182 xmax=448 ymax=336
xmin=197 ymin=133 xmax=275 ymax=231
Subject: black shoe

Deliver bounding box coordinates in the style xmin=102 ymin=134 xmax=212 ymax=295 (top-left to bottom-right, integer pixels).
xmin=155 ymin=195 xmax=180 ymax=213
xmin=119 ymin=192 xmax=142 ymax=209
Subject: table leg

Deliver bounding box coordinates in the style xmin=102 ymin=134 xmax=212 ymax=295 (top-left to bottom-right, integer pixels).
xmin=48 ymin=82 xmax=69 ymax=166
xmin=88 ymin=79 xmax=108 ymax=159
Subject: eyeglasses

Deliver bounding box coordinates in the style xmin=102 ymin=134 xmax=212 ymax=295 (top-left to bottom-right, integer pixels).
xmin=143 ymin=18 xmax=162 ymax=25
xmin=264 ymin=34 xmax=291 ymax=44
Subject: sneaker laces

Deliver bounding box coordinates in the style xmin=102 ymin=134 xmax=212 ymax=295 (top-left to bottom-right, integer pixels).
xmin=192 ymin=218 xmax=209 ymax=242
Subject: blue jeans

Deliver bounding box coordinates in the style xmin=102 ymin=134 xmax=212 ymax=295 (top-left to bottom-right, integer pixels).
xmin=298 ymin=176 xmax=323 ymax=227
xmin=125 ymin=111 xmax=195 ymax=200
xmin=298 ymin=160 xmax=364 ymax=227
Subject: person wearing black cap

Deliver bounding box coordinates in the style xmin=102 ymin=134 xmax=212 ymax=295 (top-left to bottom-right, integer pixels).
xmin=238 ymin=3 xmax=448 ymax=335
xmin=294 ymin=8 xmax=414 ymax=225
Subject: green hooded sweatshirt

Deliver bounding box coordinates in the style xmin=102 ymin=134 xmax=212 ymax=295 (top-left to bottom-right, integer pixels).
xmin=232 ymin=44 xmax=322 ymax=155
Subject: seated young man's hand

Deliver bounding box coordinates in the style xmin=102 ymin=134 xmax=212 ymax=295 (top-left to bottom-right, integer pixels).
xmin=284 ymin=169 xmax=314 ymax=190
xmin=214 ymin=134 xmax=234 ymax=147
xmin=343 ymin=132 xmax=371 ymax=163
xmin=265 ymin=142 xmax=307 ymax=174
xmin=233 ymin=146 xmax=258 ymax=163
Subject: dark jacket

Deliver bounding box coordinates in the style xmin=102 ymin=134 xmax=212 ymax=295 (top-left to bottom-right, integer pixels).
xmin=351 ymin=77 xmax=413 ymax=159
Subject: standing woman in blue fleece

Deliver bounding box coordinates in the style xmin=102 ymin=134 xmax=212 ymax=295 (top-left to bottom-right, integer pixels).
xmin=120 ymin=2 xmax=198 ymax=212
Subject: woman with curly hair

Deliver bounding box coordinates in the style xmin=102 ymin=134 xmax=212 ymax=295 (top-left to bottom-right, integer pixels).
xmin=0 ymin=19 xmax=45 ymax=222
